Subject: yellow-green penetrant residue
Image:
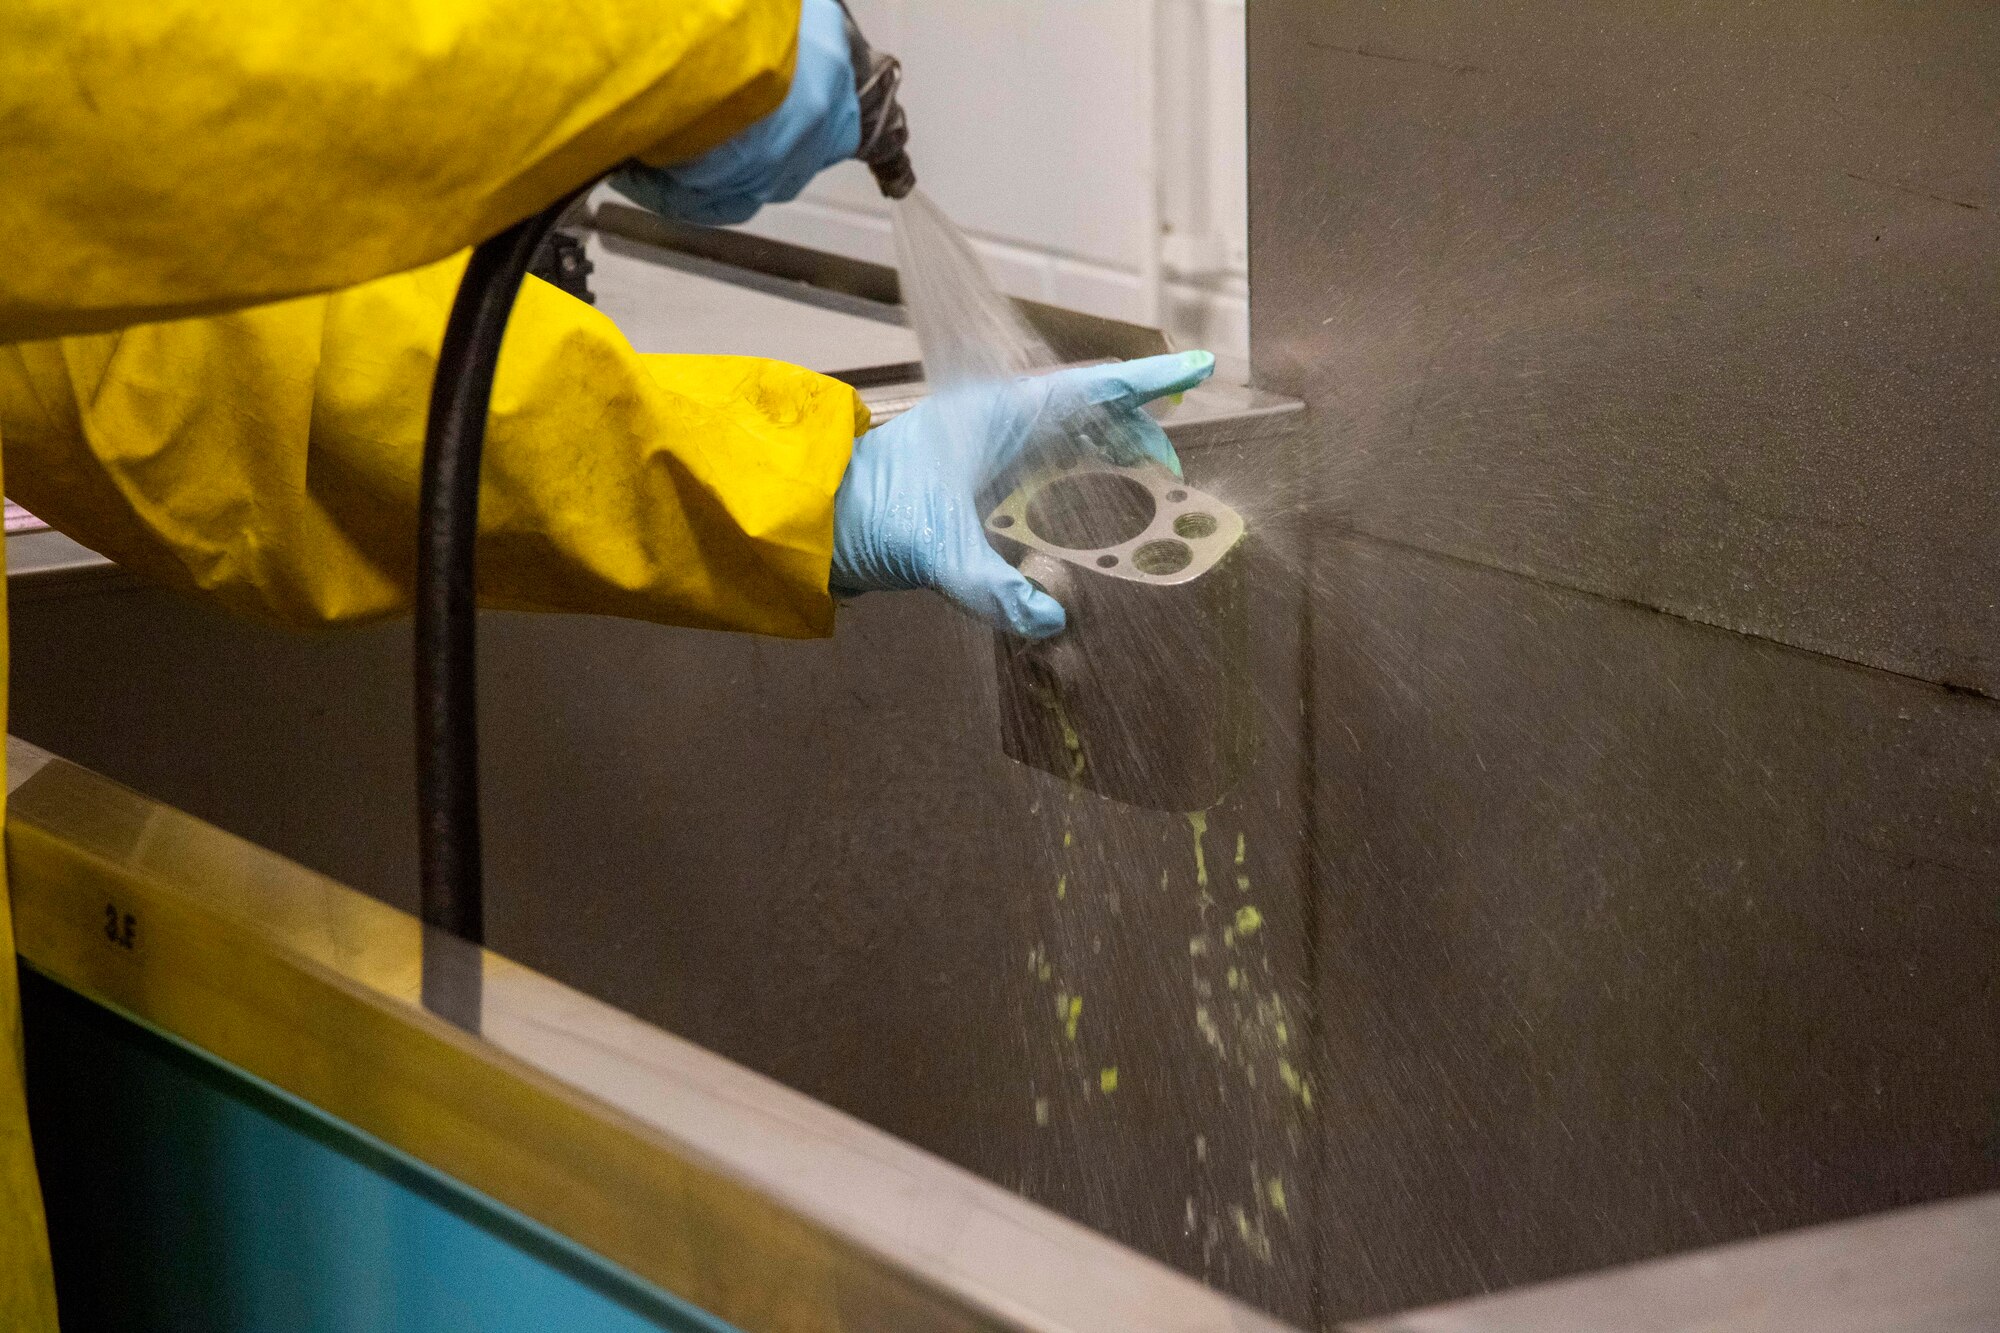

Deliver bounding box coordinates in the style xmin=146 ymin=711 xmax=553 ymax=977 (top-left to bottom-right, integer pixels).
xmin=1059 ymin=713 xmax=1085 ymax=779
xmin=1236 ymin=873 xmax=1252 ymax=893
xmin=1056 ymin=873 xmax=1067 ymax=900
xmin=1065 ymin=995 xmax=1083 ymax=1042
xmin=1275 ymin=1058 xmax=1314 ymax=1109
xmin=1195 ymin=1004 xmax=1224 ymax=1053
xmin=1187 ymin=811 xmax=1209 ymax=888
xmin=1266 ymin=1176 xmax=1288 ymax=1217
xmin=1036 ymin=682 xmax=1087 ymax=780
xmin=1234 ymin=832 xmax=1246 ymax=866
xmin=1189 ymin=935 xmax=1209 ymax=957
xmin=1099 ymin=1067 xmax=1119 ymax=1094
xmin=1234 ymin=904 xmax=1264 ymax=936
xmin=1034 ymin=1097 xmax=1050 ymax=1126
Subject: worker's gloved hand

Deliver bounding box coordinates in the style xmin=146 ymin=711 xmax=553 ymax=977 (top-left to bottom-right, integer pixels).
xmin=612 ymin=0 xmax=860 ymax=226
xmin=830 ymin=351 xmax=1216 ymax=639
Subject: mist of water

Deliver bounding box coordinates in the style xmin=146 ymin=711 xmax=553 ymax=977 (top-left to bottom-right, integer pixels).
xmin=890 ymin=187 xmax=1318 ymax=1310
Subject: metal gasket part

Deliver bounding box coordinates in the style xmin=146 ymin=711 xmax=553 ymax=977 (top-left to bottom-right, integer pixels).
xmin=983 ymin=463 xmax=1246 ymax=587
xmin=985 ymin=465 xmax=1255 ymax=812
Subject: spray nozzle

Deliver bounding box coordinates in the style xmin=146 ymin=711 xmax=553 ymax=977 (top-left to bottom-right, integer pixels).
xmin=838 ymin=2 xmax=917 ymax=199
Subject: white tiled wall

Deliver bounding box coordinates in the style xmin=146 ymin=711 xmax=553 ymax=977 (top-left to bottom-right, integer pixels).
xmin=741 ymin=0 xmax=1249 ymax=366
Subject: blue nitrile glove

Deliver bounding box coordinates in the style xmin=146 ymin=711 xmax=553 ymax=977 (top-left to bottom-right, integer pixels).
xmin=612 ymin=0 xmax=861 ymax=226
xmin=831 ymin=351 xmax=1217 ymax=639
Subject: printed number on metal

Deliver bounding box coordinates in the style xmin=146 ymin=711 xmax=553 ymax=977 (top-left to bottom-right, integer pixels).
xmin=102 ymin=902 xmax=137 ymax=951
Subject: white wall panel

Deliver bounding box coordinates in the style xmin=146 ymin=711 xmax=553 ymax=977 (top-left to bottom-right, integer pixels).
xmin=740 ymin=0 xmax=1250 ymax=361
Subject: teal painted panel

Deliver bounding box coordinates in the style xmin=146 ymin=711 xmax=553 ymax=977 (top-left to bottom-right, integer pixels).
xmin=20 ymin=966 xmax=740 ymax=1333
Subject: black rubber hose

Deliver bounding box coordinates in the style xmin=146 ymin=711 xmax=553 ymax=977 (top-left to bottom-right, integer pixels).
xmin=417 ymin=187 xmax=588 ymax=946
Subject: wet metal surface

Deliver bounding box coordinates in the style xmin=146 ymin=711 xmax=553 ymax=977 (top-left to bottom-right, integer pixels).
xmin=1251 ymin=0 xmax=2000 ymax=1321
xmin=1252 ymin=1 xmax=2000 ymax=694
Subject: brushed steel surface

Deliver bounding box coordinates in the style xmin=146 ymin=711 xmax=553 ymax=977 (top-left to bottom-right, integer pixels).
xmin=1249 ymin=0 xmax=2000 ymax=1321
xmin=1300 ymin=536 xmax=2000 ymax=1318
xmin=1347 ymin=1191 xmax=2000 ymax=1333
xmin=1250 ymin=1 xmax=2000 ymax=694
xmin=6 ymin=736 xmax=1297 ymax=1333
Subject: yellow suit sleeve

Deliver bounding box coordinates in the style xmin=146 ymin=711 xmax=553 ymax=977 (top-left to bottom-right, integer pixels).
xmin=0 ymin=0 xmax=800 ymax=341
xmin=0 ymin=256 xmax=865 ymax=639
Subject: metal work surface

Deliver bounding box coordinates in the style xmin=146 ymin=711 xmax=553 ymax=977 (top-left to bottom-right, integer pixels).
xmin=1348 ymin=1191 xmax=2000 ymax=1333
xmin=5 ymin=738 xmax=1294 ymax=1333
xmin=1247 ymin=0 xmax=2000 ymax=1322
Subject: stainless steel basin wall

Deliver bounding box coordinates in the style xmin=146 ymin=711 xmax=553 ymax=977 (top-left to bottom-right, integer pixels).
xmin=1250 ymin=0 xmax=2000 ymax=1323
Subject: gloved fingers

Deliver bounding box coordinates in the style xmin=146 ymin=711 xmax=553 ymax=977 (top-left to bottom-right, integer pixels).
xmin=1092 ymin=412 xmax=1184 ymax=479
xmin=939 ymin=540 xmax=1068 ymax=640
xmin=1053 ymin=350 xmax=1217 ymax=411
xmin=680 ymin=193 xmax=765 ymax=227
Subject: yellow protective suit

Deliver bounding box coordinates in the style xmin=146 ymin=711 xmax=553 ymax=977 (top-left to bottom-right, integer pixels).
xmin=0 ymin=1 xmax=865 ymax=1325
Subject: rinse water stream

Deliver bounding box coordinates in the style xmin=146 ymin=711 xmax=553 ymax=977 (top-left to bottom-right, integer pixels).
xmin=889 ymin=188 xmax=1315 ymax=1312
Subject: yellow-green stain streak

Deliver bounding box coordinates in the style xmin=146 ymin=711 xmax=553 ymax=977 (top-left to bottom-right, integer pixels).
xmin=1187 ymin=811 xmax=1209 ymax=888
xmin=1065 ymin=995 xmax=1083 ymax=1042
xmin=1266 ymin=1176 xmax=1288 ymax=1217
xmin=1235 ymin=905 xmax=1264 ymax=936
xmin=1279 ymin=1060 xmax=1301 ymax=1094
xmin=1059 ymin=715 xmax=1085 ymax=779
xmin=1195 ymin=1004 xmax=1224 ymax=1053
xmin=1236 ymin=873 xmax=1252 ymax=893
xmin=1056 ymin=873 xmax=1067 ymax=900
xmin=1235 ymin=832 xmax=1246 ymax=866
xmin=1034 ymin=1097 xmax=1050 ymax=1126
xmin=1099 ymin=1067 xmax=1119 ymax=1094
